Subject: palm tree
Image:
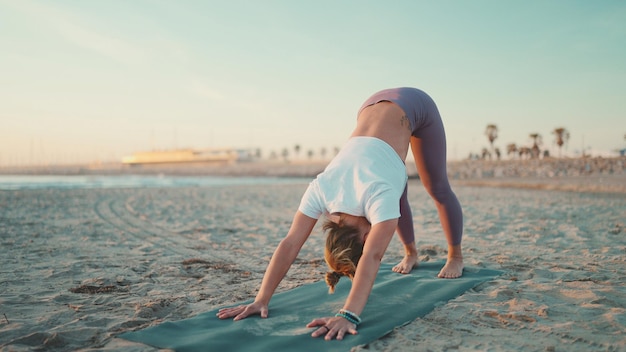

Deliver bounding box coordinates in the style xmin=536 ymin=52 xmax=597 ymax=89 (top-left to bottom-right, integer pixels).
xmin=519 ymin=146 xmax=532 ymax=159
xmin=484 ymin=124 xmax=498 ymax=155
xmin=481 ymin=147 xmax=491 ymax=160
xmin=282 ymin=148 xmax=289 ymax=162
xmin=552 ymin=127 xmax=570 ymax=158
xmin=529 ymin=133 xmax=542 ymax=159
xmin=294 ymin=144 xmax=301 ymax=160
xmin=320 ymin=147 xmax=327 ymax=160
xmin=506 ymin=143 xmax=518 ymax=159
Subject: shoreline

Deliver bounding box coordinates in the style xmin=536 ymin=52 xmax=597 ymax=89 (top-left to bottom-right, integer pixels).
xmin=1 ymin=157 xmax=624 ymax=194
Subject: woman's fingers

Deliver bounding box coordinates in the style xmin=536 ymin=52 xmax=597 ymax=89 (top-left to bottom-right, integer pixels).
xmin=307 ymin=317 xmax=332 ymax=338
xmin=216 ymin=306 xmax=243 ymax=319
xmin=234 ymin=305 xmax=258 ymax=321
xmin=310 ymin=325 xmax=330 ymax=338
xmin=217 ymin=302 xmax=269 ymax=321
xmin=346 ymin=326 xmax=358 ymax=335
xmin=308 ymin=317 xmax=358 ymax=340
xmin=306 ymin=317 xmax=329 ymax=328
xmin=326 ymin=325 xmax=358 ymax=341
xmin=259 ymin=306 xmax=269 ymax=318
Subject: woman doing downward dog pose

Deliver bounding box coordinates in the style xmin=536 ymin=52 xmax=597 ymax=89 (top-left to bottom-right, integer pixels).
xmin=217 ymin=87 xmax=464 ymax=340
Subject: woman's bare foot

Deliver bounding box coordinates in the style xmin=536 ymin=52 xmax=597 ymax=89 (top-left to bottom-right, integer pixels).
xmin=437 ymin=256 xmax=464 ymax=278
xmin=437 ymin=244 xmax=464 ymax=278
xmin=393 ymin=242 xmax=419 ymax=274
xmin=392 ymin=254 xmax=418 ymax=274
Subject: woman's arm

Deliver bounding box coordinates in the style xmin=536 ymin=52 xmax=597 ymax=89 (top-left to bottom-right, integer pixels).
xmin=308 ymin=218 xmax=398 ymax=340
xmin=255 ymin=211 xmax=317 ymax=305
xmin=217 ymin=211 xmax=317 ymax=320
xmin=343 ymin=218 xmax=397 ymax=314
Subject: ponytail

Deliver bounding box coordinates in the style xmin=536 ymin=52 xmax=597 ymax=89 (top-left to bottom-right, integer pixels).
xmin=325 ymin=271 xmax=342 ymax=294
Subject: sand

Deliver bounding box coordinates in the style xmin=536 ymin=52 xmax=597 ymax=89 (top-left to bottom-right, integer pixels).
xmin=1 ymin=176 xmax=625 ymax=351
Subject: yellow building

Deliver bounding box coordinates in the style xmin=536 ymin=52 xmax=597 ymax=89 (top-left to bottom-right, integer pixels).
xmin=121 ymin=148 xmax=246 ymax=166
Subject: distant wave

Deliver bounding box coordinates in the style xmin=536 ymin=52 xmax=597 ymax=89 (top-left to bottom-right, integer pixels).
xmin=0 ymin=175 xmax=309 ymax=190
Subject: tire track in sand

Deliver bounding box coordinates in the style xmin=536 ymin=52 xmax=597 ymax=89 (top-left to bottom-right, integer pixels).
xmin=93 ymin=192 xmax=258 ymax=270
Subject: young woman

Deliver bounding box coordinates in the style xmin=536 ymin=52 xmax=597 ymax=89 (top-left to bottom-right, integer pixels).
xmin=217 ymin=87 xmax=464 ymax=341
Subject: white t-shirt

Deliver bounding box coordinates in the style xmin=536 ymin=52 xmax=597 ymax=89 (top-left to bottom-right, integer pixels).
xmin=298 ymin=136 xmax=407 ymax=225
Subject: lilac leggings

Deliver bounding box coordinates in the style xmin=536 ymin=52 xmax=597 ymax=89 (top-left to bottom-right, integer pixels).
xmin=359 ymin=88 xmax=463 ymax=246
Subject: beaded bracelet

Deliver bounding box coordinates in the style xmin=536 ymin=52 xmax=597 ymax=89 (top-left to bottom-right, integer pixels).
xmin=335 ymin=309 xmax=362 ymax=325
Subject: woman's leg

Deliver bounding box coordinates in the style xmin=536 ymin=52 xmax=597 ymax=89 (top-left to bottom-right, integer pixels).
xmin=392 ymin=184 xmax=419 ymax=274
xmin=411 ymin=117 xmax=464 ymax=278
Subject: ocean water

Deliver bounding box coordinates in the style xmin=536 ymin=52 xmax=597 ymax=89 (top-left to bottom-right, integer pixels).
xmin=0 ymin=175 xmax=310 ymax=190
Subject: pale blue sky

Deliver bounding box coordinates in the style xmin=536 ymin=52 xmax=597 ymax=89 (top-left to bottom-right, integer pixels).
xmin=1 ymin=0 xmax=625 ymax=165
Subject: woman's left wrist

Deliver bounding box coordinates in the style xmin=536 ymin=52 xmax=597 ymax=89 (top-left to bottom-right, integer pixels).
xmin=335 ymin=309 xmax=362 ymax=325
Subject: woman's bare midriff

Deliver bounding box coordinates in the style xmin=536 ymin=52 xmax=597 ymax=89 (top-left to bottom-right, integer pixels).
xmin=352 ymin=102 xmax=411 ymax=160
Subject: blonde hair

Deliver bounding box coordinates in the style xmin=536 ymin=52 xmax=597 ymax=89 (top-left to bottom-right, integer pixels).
xmin=323 ymin=219 xmax=364 ymax=294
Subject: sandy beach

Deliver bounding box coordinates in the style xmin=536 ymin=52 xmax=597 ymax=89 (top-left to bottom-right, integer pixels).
xmin=1 ymin=167 xmax=625 ymax=351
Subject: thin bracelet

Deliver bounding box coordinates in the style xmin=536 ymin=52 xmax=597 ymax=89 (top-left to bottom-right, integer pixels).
xmin=339 ymin=309 xmax=362 ymax=324
xmin=335 ymin=309 xmax=362 ymax=325
xmin=335 ymin=312 xmax=359 ymax=325
xmin=336 ymin=309 xmax=361 ymax=324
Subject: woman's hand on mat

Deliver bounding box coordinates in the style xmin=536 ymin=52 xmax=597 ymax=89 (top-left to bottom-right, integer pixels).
xmin=216 ymin=301 xmax=268 ymax=321
xmin=307 ymin=316 xmax=358 ymax=340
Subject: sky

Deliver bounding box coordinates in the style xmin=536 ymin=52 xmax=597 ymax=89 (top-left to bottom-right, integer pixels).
xmin=1 ymin=0 xmax=625 ymax=166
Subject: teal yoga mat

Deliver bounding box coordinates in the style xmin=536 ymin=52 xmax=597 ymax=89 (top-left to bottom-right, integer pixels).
xmin=120 ymin=262 xmax=501 ymax=352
